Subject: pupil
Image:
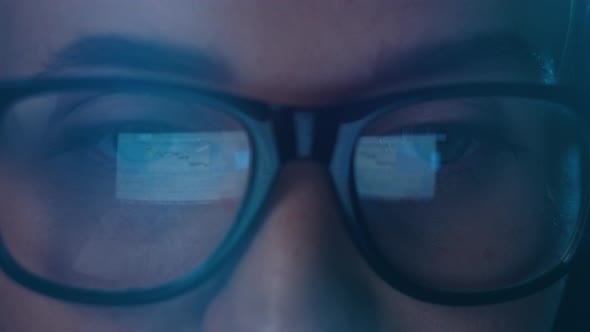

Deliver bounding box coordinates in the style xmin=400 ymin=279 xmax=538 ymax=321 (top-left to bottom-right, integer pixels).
xmin=436 ymin=133 xmax=472 ymax=165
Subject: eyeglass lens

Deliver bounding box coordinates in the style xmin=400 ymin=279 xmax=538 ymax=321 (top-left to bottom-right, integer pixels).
xmin=0 ymin=91 xmax=253 ymax=290
xmin=354 ymin=97 xmax=583 ymax=292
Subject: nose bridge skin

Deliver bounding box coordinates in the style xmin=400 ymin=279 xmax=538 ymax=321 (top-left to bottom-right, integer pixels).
xmin=200 ymin=161 xmax=380 ymax=332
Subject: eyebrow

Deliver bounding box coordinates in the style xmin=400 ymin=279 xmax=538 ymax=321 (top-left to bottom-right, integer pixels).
xmin=40 ymin=32 xmax=553 ymax=96
xmin=370 ymin=31 xmax=554 ymax=88
xmin=41 ymin=35 xmax=232 ymax=82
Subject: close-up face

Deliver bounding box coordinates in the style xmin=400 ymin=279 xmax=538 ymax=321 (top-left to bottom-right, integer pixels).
xmin=0 ymin=0 xmax=585 ymax=331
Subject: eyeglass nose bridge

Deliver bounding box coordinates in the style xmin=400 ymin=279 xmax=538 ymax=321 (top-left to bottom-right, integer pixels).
xmin=261 ymin=107 xmax=363 ymax=237
xmin=268 ymin=106 xmax=344 ymax=165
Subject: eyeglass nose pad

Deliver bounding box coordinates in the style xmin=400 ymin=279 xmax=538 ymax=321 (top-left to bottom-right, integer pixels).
xmin=200 ymin=160 xmax=380 ymax=332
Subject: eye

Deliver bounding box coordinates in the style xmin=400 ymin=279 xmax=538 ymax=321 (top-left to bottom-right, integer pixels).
xmin=84 ymin=130 xmax=172 ymax=166
xmin=91 ymin=131 xmax=119 ymax=164
xmin=436 ymin=133 xmax=478 ymax=165
xmin=396 ymin=124 xmax=516 ymax=173
xmin=434 ymin=131 xmax=479 ymax=165
xmin=44 ymin=122 xmax=183 ymax=169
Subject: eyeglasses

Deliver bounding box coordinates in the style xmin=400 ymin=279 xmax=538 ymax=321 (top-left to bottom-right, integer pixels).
xmin=0 ymin=77 xmax=587 ymax=306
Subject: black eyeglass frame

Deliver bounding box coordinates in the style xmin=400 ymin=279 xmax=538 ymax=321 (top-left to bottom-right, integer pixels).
xmin=0 ymin=77 xmax=588 ymax=307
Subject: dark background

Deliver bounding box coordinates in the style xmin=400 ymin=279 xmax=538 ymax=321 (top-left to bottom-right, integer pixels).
xmin=553 ymin=1 xmax=590 ymax=330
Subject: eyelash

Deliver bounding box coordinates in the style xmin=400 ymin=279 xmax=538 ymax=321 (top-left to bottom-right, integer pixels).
xmin=44 ymin=121 xmax=185 ymax=159
xmin=392 ymin=122 xmax=527 ymax=172
xmin=397 ymin=122 xmax=523 ymax=150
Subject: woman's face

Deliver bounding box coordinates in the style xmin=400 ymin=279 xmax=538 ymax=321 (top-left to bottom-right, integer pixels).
xmin=0 ymin=0 xmax=574 ymax=331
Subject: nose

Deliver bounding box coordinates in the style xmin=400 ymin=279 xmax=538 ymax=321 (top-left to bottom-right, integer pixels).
xmin=200 ymin=161 xmax=379 ymax=332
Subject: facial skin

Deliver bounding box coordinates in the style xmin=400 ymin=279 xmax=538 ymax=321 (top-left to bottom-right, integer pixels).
xmin=0 ymin=0 xmax=575 ymax=331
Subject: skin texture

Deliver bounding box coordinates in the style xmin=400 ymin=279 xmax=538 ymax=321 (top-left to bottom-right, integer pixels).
xmin=0 ymin=0 xmax=575 ymax=331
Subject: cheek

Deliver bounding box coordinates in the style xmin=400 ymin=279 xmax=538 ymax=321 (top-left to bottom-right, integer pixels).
xmin=0 ymin=160 xmax=243 ymax=290
xmin=374 ymin=277 xmax=566 ymax=332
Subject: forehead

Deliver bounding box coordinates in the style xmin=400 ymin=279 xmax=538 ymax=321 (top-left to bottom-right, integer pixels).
xmin=0 ymin=0 xmax=564 ymax=103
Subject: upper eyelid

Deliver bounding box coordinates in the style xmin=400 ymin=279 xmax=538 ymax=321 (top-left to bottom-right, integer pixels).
xmin=55 ymin=92 xmax=240 ymax=120
xmin=48 ymin=94 xmax=201 ymax=129
xmin=361 ymin=98 xmax=507 ymax=133
xmin=50 ymin=92 xmax=108 ymax=124
xmin=365 ymin=113 xmax=499 ymax=135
